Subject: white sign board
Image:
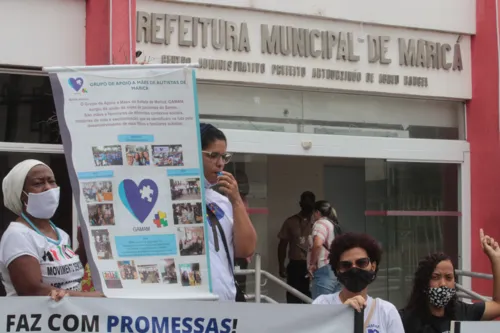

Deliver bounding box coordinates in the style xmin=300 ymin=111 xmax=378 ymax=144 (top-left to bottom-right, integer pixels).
xmin=136 ymin=0 xmax=471 ymax=99
xmin=0 ymin=297 xmax=357 ymax=333
xmin=451 ymin=321 xmax=500 ymax=333
xmin=46 ymin=64 xmax=214 ymax=300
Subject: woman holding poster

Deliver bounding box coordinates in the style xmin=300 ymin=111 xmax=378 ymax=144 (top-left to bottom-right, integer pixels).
xmin=313 ymin=233 xmax=404 ymax=333
xmin=0 ymin=159 xmax=103 ymax=299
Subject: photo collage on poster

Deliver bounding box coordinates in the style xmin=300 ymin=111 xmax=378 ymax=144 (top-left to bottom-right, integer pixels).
xmin=83 ymin=143 xmax=204 ymax=290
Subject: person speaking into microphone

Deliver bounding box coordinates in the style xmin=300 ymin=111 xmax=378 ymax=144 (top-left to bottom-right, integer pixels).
xmin=200 ymin=123 xmax=257 ymax=302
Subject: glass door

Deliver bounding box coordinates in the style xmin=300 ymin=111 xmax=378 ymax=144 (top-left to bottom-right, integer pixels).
xmin=364 ymin=159 xmax=460 ymax=308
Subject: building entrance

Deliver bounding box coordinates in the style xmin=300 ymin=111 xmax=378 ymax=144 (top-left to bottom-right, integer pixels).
xmin=227 ymin=153 xmax=461 ymax=307
xmin=0 ymin=70 xmax=470 ymax=304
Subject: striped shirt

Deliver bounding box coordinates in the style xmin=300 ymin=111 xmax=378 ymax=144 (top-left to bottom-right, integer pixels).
xmin=307 ymin=218 xmax=335 ymax=268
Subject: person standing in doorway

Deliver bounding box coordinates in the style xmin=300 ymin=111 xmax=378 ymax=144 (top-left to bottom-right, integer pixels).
xmin=308 ymin=200 xmax=342 ymax=299
xmin=278 ymin=191 xmax=315 ymax=303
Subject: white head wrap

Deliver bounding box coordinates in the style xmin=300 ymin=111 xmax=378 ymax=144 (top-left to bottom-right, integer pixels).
xmin=2 ymin=159 xmax=48 ymax=216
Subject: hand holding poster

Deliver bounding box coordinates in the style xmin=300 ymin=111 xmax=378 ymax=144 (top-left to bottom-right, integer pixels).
xmin=45 ymin=64 xmax=213 ymax=299
xmin=0 ymin=297 xmax=357 ymax=333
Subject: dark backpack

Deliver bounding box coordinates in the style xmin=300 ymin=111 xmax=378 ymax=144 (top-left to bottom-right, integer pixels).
xmin=333 ymin=221 xmax=342 ymax=237
xmin=322 ymin=219 xmax=342 ymax=252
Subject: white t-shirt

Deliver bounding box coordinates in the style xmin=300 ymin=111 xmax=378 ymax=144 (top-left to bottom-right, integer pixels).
xmin=205 ymin=187 xmax=236 ymax=301
xmin=313 ymin=292 xmax=405 ymax=333
xmin=0 ymin=222 xmax=84 ymax=296
xmin=307 ymin=218 xmax=335 ymax=268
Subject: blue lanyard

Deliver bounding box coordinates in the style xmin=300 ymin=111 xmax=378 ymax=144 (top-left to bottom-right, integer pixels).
xmin=21 ymin=213 xmax=61 ymax=245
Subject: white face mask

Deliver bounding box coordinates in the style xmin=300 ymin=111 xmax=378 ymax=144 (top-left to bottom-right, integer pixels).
xmin=24 ymin=187 xmax=60 ymax=219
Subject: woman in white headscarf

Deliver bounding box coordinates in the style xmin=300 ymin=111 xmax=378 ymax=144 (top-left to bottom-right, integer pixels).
xmin=0 ymin=159 xmax=103 ymax=299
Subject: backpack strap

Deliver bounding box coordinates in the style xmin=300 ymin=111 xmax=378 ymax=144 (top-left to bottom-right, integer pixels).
xmin=206 ymin=205 xmax=247 ymax=301
xmin=364 ymin=298 xmax=377 ymax=331
xmin=206 ymin=206 xmax=234 ymax=275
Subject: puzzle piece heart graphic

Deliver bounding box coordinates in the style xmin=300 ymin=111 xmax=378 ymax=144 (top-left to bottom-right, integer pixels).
xmin=68 ymin=77 xmax=84 ymax=92
xmin=118 ymin=179 xmax=158 ymax=223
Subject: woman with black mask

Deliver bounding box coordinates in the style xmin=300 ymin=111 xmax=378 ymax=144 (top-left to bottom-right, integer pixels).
xmin=400 ymin=229 xmax=500 ymax=333
xmin=313 ymin=232 xmax=404 ymax=333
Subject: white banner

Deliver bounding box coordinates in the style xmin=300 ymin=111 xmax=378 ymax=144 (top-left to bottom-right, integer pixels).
xmin=451 ymin=321 xmax=500 ymax=333
xmin=0 ymin=298 xmax=355 ymax=333
xmin=45 ymin=64 xmax=214 ymax=300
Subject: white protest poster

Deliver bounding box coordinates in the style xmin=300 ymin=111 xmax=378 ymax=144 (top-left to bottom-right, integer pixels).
xmin=0 ymin=297 xmax=357 ymax=333
xmin=451 ymin=321 xmax=500 ymax=333
xmin=45 ymin=64 xmax=215 ymax=299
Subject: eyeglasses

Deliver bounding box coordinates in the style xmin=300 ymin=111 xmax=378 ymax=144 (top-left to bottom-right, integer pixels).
xmin=338 ymin=257 xmax=371 ymax=271
xmin=202 ymin=151 xmax=233 ymax=164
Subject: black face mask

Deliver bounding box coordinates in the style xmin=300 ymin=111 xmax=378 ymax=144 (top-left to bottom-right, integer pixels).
xmin=337 ymin=268 xmax=376 ymax=293
xmin=300 ymin=203 xmax=314 ymax=214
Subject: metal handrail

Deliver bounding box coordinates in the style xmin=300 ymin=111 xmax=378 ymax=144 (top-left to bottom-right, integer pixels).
xmin=236 ymin=258 xmax=411 ymax=304
xmin=455 ymin=270 xmax=495 ymax=302
xmin=456 ymin=283 xmax=490 ymax=302
xmin=237 ymin=256 xmax=494 ymax=304
xmin=261 ymin=270 xmax=313 ymax=303
xmin=455 ymin=270 xmax=493 ymax=280
xmin=457 ymin=292 xmax=492 ymax=301
xmin=234 ymin=254 xmax=312 ymax=303
xmin=245 ymin=293 xmax=279 ymax=304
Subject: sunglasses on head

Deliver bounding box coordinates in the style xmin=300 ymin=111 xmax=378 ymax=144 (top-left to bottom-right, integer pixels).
xmin=339 ymin=257 xmax=371 ymax=271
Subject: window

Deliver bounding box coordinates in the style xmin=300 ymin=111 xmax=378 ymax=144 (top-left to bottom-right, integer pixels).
xmin=0 ymin=73 xmax=61 ymax=144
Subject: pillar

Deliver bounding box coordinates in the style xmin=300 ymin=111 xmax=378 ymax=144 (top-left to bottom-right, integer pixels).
xmin=86 ymin=0 xmax=136 ymax=65
xmin=82 ymin=0 xmax=137 ymax=290
xmin=467 ymin=0 xmax=500 ymax=295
